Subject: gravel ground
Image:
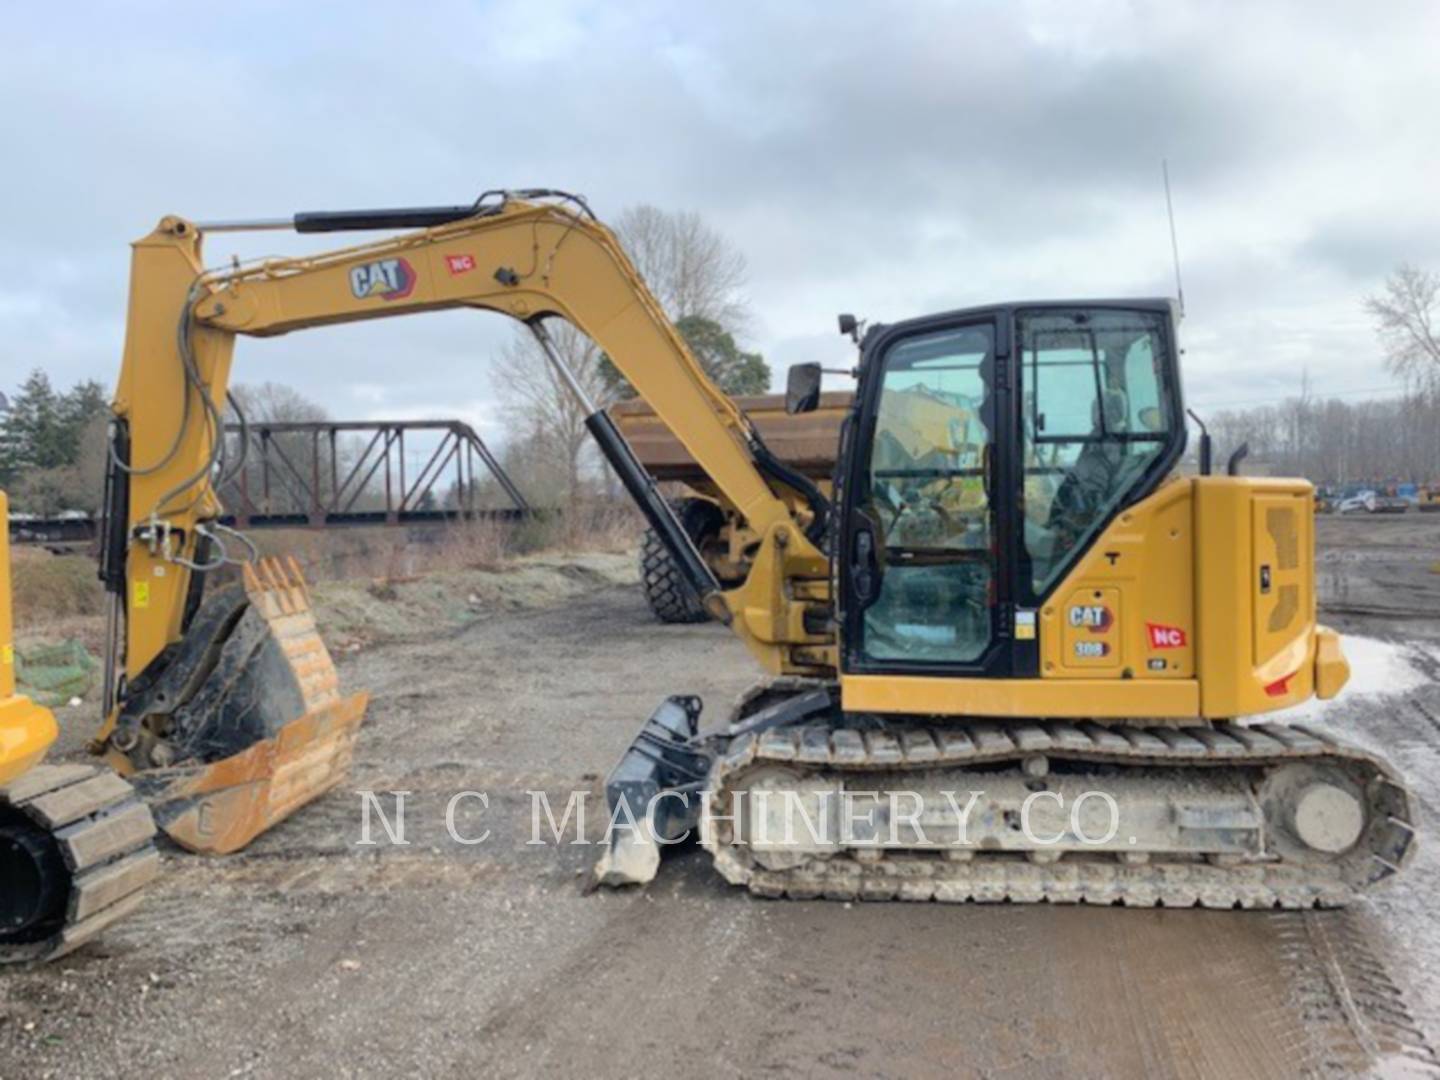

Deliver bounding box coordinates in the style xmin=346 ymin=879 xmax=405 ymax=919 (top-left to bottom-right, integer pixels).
xmin=2 ymin=519 xmax=1438 ymax=1079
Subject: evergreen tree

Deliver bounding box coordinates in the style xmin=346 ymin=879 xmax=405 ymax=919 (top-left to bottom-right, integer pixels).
xmin=1 ymin=371 xmax=112 ymax=498
xmin=57 ymin=380 xmax=109 ymax=461
xmin=0 ymin=392 xmax=16 ymax=488
xmin=674 ymin=315 xmax=771 ymax=396
xmin=2 ymin=370 xmax=64 ymax=476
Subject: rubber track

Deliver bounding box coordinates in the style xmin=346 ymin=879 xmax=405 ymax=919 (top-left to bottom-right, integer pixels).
xmin=1 ymin=765 xmax=160 ymax=964
xmin=701 ymin=718 xmax=1417 ymax=909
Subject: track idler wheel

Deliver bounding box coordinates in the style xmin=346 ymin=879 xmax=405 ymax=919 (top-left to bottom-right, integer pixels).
xmin=0 ymin=764 xmax=160 ymax=964
xmin=0 ymin=817 xmax=67 ymax=941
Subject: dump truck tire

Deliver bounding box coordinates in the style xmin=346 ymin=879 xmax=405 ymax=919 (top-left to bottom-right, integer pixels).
xmin=639 ymin=498 xmax=724 ymax=624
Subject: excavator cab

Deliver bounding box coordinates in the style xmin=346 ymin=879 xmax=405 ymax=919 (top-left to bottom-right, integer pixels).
xmin=839 ymin=301 xmax=1183 ymax=673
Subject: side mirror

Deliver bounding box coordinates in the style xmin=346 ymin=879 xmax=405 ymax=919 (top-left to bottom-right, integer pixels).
xmin=785 ymin=363 xmax=823 ymax=415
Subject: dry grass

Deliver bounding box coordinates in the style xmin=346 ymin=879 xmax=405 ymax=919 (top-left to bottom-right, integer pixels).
xmin=9 ymin=549 xmax=109 ymax=664
xmin=10 ymin=549 xmax=105 ymax=626
xmin=554 ymin=499 xmax=643 ymax=554
xmin=427 ymin=516 xmax=520 ymax=573
xmin=418 ymin=502 xmax=641 ymax=573
xmin=5 ymin=501 xmax=643 ymax=648
xmin=266 ymin=502 xmax=644 ymax=583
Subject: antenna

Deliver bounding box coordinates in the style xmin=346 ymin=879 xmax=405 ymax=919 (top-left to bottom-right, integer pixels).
xmin=1163 ymin=159 xmax=1185 ymax=317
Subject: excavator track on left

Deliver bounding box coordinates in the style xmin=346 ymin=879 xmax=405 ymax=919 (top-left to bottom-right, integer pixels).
xmin=0 ymin=765 xmax=159 ymax=964
xmin=1 ymin=490 xmax=160 ymax=964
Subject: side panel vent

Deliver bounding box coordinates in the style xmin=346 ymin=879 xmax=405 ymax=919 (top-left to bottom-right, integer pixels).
xmin=1269 ymin=584 xmax=1300 ymax=633
xmin=1252 ymin=495 xmax=1312 ymax=667
xmin=1267 ymin=506 xmax=1299 ymax=570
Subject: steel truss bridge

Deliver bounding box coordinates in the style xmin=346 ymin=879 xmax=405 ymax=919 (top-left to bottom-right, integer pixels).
xmin=9 ymin=419 xmax=530 ymax=545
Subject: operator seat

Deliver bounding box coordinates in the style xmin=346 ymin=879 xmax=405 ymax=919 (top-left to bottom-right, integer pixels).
xmin=1044 ymin=387 xmax=1130 ymax=559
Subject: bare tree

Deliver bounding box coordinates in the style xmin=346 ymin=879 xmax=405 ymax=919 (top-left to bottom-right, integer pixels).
xmin=495 ymin=205 xmax=758 ymax=509
xmin=12 ymin=413 xmax=109 ymax=516
xmin=1208 ymin=389 xmax=1440 ymax=488
xmin=493 ymin=322 xmax=611 ymax=506
xmin=612 ymin=204 xmax=750 ymax=330
xmin=230 ymin=382 xmax=330 ymax=424
xmin=1365 ymin=264 xmax=1440 ymax=390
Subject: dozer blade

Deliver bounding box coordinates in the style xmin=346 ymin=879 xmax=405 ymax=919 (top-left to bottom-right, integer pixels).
xmin=109 ymin=557 xmax=367 ymax=855
xmin=593 ymin=696 xmax=714 ymax=888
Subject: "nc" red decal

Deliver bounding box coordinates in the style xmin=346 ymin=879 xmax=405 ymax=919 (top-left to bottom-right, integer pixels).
xmin=1147 ymin=623 xmax=1187 ymax=649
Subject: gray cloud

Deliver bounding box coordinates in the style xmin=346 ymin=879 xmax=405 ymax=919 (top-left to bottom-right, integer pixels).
xmin=1299 ymin=218 xmax=1440 ymax=282
xmin=2 ymin=0 xmax=1437 ymax=435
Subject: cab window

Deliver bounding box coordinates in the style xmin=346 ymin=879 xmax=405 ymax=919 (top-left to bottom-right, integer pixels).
xmin=861 ymin=325 xmax=994 ymax=664
xmin=1020 ymin=309 xmax=1174 ymax=595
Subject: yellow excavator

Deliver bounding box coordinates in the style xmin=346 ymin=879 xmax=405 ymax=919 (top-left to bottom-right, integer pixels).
xmin=0 ymin=192 xmax=1417 ymax=962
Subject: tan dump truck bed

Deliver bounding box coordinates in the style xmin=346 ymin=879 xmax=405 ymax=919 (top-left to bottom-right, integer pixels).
xmin=610 ymin=391 xmax=851 ymax=484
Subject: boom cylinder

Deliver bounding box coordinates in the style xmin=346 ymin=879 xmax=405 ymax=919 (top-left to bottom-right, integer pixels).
xmin=524 ymin=322 xmax=728 ymax=623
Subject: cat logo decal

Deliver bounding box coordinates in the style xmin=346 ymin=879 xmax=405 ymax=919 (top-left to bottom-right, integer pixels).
xmin=349 ymin=258 xmax=417 ymax=301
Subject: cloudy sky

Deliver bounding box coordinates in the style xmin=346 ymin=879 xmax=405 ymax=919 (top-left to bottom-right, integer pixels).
xmin=4 ymin=1 xmax=1438 ymax=445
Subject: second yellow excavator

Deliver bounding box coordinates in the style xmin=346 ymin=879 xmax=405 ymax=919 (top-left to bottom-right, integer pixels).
xmin=1 ymin=493 xmax=158 ymax=962
xmin=0 ymin=190 xmax=1417 ymax=963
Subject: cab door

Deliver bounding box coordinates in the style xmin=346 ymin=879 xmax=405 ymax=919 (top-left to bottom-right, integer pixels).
xmin=839 ymin=312 xmax=1022 ymax=677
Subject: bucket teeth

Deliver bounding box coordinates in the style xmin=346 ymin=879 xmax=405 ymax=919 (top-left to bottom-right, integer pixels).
xmin=243 ymin=556 xmax=316 ymax=618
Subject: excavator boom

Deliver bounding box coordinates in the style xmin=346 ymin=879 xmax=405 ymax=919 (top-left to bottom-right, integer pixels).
xmin=79 ymin=192 xmax=833 ymax=878
xmin=112 ymin=196 xmax=831 ymax=688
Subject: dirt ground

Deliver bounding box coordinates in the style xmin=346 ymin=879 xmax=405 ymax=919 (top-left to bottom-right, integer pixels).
xmin=3 ymin=519 xmax=1440 ymax=1079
